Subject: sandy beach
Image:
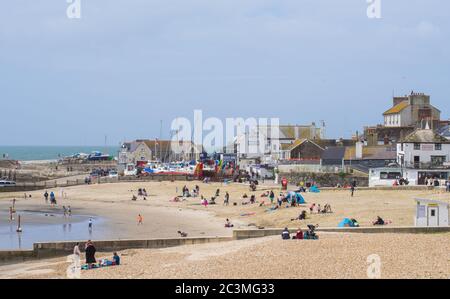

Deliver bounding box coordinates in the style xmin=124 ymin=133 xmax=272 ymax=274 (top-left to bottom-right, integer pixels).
xmin=1 ymin=232 xmax=448 ymax=279
xmin=1 ymin=180 xmax=449 ymax=278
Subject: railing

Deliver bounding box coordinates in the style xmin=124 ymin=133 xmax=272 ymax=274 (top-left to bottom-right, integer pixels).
xmin=404 ymin=162 xmax=450 ymax=169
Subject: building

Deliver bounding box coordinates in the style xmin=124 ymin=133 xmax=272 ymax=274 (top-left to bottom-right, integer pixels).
xmin=118 ymin=139 xmax=201 ymax=169
xmin=365 ymin=91 xmax=444 ymax=145
xmin=383 ymin=92 xmax=441 ymax=128
xmin=397 ymin=129 xmax=450 ymax=169
xmin=235 ymin=123 xmax=324 ymax=163
xmin=414 ymin=199 xmax=449 ymax=227
xmin=281 ymin=139 xmax=325 ymax=161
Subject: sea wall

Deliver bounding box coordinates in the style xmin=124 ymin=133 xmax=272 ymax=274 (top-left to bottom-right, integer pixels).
xmin=0 ymin=236 xmax=232 ymax=264
xmin=279 ymin=172 xmax=369 ymax=187
xmin=233 ymin=226 xmax=450 ymax=240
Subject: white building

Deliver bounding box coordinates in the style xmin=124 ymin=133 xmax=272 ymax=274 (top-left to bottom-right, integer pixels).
xmin=368 ymin=129 xmax=450 ymax=186
xmin=414 ymin=198 xmax=449 ymax=227
xmin=235 ymin=123 xmax=323 ymax=164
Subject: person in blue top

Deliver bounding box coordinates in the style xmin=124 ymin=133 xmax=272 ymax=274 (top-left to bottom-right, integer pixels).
xmin=50 ymin=191 xmax=56 ymax=205
xmin=112 ymin=252 xmax=120 ymax=265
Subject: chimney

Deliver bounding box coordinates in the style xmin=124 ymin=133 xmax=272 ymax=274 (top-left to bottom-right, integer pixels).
xmin=355 ymin=141 xmax=363 ymax=159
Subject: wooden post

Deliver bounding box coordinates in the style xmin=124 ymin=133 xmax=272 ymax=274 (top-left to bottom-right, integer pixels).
xmin=16 ymin=215 xmax=22 ymax=232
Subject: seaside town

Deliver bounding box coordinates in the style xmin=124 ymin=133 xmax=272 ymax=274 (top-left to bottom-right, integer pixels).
xmin=1 ymin=1 xmax=449 ymax=286
xmin=0 ymin=91 xmax=449 ymax=279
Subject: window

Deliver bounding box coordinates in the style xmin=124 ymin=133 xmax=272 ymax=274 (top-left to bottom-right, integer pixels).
xmin=414 ymin=143 xmax=420 ymax=150
xmin=435 ymin=143 xmax=442 ymax=150
xmin=380 ymin=172 xmax=401 ymax=180
xmin=430 ymin=210 xmax=436 ymax=217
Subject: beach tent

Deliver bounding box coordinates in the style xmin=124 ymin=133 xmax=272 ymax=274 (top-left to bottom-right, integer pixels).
xmin=285 ymin=191 xmax=306 ymax=204
xmin=338 ymin=218 xmax=355 ymax=227
xmin=309 ymin=185 xmax=320 ymax=193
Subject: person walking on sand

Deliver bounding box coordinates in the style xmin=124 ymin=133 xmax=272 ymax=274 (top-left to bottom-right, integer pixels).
xmin=44 ymin=191 xmax=49 ymax=203
xmin=137 ymin=214 xmax=143 ymax=225
xmin=67 ymin=206 xmax=72 ymax=217
xmin=88 ymin=218 xmax=93 ymax=231
xmin=269 ymin=190 xmax=275 ymax=205
xmin=224 ymin=192 xmax=230 ymax=206
xmin=350 ymin=180 xmax=357 ymax=197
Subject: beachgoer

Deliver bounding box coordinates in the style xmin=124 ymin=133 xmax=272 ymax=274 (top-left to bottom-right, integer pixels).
xmin=224 ymin=192 xmax=230 ymax=206
xmin=112 ymin=252 xmax=120 ymax=265
xmin=269 ymin=191 xmax=275 ymax=204
xmin=85 ymin=240 xmax=96 ymax=265
xmin=373 ymin=216 xmax=385 ymax=225
xmin=225 ymin=218 xmax=234 ymax=228
xmin=137 ymin=214 xmax=143 ymax=225
xmin=73 ymin=242 xmax=81 ymax=257
xmin=294 ymin=229 xmax=303 ymax=240
xmin=88 ymin=218 xmax=93 ymax=230
xmin=178 ymin=231 xmax=188 ymax=237
xmin=67 ymin=206 xmax=72 ymax=217
xmin=309 ymin=203 xmax=315 ymax=214
xmin=281 ymin=227 xmax=290 ymax=240
xmin=44 ymin=191 xmax=49 ymax=203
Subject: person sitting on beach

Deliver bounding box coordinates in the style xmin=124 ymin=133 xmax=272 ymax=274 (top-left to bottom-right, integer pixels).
xmin=323 ymin=204 xmax=332 ymax=213
xmin=225 ymin=218 xmax=234 ymax=228
xmin=317 ymin=204 xmax=321 ymax=213
xmin=293 ymin=229 xmax=303 ymax=240
xmin=242 ymin=193 xmax=248 ymax=199
xmin=309 ymin=203 xmax=316 ymax=214
xmin=142 ymin=188 xmax=148 ymax=197
xmin=373 ymin=216 xmax=385 ymax=225
xmin=291 ymin=210 xmax=307 ymax=221
xmin=138 ymin=188 xmax=143 ymax=196
xmin=112 ymin=252 xmax=120 ymax=265
xmin=209 ymin=197 xmax=216 ymax=205
xmin=250 ymin=195 xmax=256 ymax=204
xmin=131 ymin=195 xmax=137 ymax=201
xmin=215 ymin=189 xmax=220 ymax=197
xmin=281 ymin=227 xmax=291 ymax=240
xmin=178 ymin=231 xmax=188 ymax=237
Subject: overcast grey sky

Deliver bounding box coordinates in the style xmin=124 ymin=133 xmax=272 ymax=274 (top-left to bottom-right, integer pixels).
xmin=1 ymin=0 xmax=449 ymax=145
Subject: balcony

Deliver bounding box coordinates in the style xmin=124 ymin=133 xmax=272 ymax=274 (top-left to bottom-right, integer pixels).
xmin=404 ymin=162 xmax=450 ymax=170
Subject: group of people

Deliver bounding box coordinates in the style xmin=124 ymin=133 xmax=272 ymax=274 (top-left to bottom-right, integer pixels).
xmin=281 ymin=225 xmax=319 ymax=240
xmin=73 ymin=240 xmax=120 ymax=269
xmin=44 ymin=190 xmax=57 ymax=205
xmin=308 ymin=203 xmax=332 ymax=214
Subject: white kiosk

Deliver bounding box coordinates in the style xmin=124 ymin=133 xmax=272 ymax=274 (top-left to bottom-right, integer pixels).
xmin=414 ymin=198 xmax=449 ymax=227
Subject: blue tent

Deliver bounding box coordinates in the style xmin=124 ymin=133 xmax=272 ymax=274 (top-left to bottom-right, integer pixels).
xmin=338 ymin=218 xmax=355 ymax=227
xmin=310 ymin=185 xmax=320 ymax=193
xmin=285 ymin=191 xmax=306 ymax=204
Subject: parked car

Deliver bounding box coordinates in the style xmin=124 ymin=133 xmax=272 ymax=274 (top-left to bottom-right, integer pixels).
xmin=108 ymin=170 xmax=118 ymax=178
xmin=0 ymin=180 xmax=16 ymax=187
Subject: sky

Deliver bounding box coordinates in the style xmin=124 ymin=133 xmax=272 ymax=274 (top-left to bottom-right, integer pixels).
xmin=0 ymin=0 xmax=449 ymax=146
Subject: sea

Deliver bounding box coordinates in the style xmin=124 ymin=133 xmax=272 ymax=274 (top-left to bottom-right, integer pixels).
xmin=0 ymin=146 xmax=119 ymax=161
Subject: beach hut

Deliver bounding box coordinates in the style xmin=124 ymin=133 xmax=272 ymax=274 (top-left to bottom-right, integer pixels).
xmin=414 ymin=198 xmax=449 ymax=227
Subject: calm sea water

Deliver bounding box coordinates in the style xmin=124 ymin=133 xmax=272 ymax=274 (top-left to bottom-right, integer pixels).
xmin=0 ymin=146 xmax=119 ymax=161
